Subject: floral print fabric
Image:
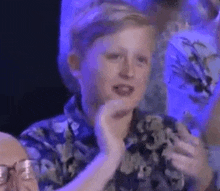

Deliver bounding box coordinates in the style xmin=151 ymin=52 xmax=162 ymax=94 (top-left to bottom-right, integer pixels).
xmin=19 ymin=96 xmax=191 ymax=191
xmin=165 ymin=30 xmax=220 ymax=189
xmin=165 ymin=30 xmax=220 ymax=128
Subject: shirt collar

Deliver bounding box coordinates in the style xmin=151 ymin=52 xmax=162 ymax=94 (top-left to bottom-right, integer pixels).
xmin=64 ymin=96 xmax=95 ymax=142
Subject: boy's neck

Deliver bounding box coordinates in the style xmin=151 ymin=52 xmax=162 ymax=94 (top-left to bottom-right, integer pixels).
xmin=81 ymin=100 xmax=98 ymax=127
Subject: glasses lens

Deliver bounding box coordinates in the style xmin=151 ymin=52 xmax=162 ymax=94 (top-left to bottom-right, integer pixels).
xmin=0 ymin=165 xmax=8 ymax=185
xmin=15 ymin=160 xmax=40 ymax=181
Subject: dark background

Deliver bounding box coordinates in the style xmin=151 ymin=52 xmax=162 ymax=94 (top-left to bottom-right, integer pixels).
xmin=0 ymin=0 xmax=178 ymax=137
xmin=1 ymin=0 xmax=70 ymax=137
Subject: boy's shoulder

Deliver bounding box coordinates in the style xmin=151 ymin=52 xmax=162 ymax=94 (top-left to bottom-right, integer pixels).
xmin=21 ymin=114 xmax=68 ymax=136
xmin=19 ymin=114 xmax=71 ymax=149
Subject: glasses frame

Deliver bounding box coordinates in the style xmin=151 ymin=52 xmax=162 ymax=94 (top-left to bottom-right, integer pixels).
xmin=0 ymin=159 xmax=39 ymax=186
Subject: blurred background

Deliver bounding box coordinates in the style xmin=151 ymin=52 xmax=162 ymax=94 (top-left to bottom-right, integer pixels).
xmin=1 ymin=0 xmax=70 ymax=136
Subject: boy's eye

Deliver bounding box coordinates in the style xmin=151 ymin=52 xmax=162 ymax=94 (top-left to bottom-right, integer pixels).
xmin=137 ymin=56 xmax=148 ymax=66
xmin=138 ymin=56 xmax=147 ymax=63
xmin=105 ymin=53 xmax=123 ymax=60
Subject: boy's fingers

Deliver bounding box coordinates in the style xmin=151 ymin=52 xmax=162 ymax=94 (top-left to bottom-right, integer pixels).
xmin=173 ymin=137 xmax=196 ymax=157
xmin=176 ymin=122 xmax=190 ymax=137
xmin=176 ymin=122 xmax=199 ymax=146
xmin=102 ymin=100 xmax=134 ymax=119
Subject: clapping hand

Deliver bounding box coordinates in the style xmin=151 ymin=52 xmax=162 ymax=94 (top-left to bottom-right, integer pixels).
xmin=95 ymin=100 xmax=135 ymax=159
xmin=164 ymin=123 xmax=213 ymax=191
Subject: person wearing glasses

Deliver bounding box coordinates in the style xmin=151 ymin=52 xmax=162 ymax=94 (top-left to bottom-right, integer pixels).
xmin=0 ymin=132 xmax=39 ymax=191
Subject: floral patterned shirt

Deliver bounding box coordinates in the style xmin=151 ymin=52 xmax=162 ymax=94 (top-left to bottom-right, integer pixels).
xmin=164 ymin=29 xmax=220 ymax=130
xmin=164 ymin=29 xmax=220 ymax=189
xmin=19 ymin=97 xmax=214 ymax=191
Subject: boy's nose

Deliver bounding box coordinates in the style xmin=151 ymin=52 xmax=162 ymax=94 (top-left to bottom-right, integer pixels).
xmin=119 ymin=60 xmax=135 ymax=79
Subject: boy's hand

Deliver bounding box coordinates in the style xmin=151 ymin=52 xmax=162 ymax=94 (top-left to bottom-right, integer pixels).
xmin=164 ymin=124 xmax=213 ymax=190
xmin=95 ymin=100 xmax=134 ymax=158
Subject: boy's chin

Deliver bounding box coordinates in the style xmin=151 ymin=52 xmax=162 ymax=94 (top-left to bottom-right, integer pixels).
xmin=106 ymin=97 xmax=141 ymax=109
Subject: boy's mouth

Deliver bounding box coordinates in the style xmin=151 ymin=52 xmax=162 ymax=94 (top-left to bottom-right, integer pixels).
xmin=112 ymin=84 xmax=134 ymax=97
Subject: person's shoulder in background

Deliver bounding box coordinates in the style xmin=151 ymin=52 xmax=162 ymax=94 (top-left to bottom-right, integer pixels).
xmin=168 ymin=28 xmax=217 ymax=55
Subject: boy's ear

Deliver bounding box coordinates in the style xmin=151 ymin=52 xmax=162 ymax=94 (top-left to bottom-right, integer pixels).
xmin=67 ymin=52 xmax=82 ymax=79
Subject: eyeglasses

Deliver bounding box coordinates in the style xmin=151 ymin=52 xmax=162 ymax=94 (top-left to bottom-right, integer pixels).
xmin=0 ymin=159 xmax=40 ymax=186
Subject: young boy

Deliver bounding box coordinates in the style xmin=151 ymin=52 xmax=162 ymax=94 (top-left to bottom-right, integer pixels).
xmin=20 ymin=1 xmax=216 ymax=190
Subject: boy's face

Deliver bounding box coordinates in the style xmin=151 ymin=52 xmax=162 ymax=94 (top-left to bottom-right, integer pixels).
xmin=78 ymin=25 xmax=155 ymax=109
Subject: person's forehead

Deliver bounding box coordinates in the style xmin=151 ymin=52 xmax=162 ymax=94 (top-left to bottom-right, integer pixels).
xmin=94 ymin=26 xmax=155 ymax=47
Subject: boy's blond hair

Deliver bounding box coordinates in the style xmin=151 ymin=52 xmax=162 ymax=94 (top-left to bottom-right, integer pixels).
xmin=58 ymin=1 xmax=156 ymax=94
